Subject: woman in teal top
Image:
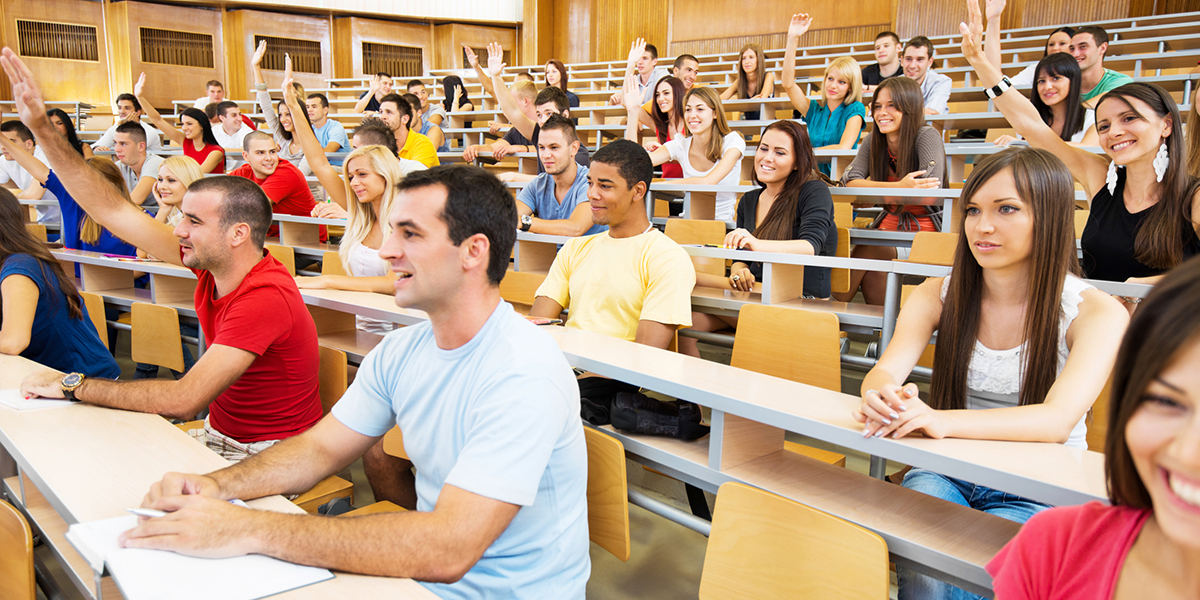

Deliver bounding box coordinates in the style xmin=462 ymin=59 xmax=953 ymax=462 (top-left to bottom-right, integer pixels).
xmin=780 ymin=14 xmax=868 ymax=176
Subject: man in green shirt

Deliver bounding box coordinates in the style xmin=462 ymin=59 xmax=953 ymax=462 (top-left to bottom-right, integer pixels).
xmin=1072 ymin=26 xmax=1133 ymax=106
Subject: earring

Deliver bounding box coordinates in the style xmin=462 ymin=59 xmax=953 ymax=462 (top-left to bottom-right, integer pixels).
xmin=1153 ymin=142 xmax=1169 ymax=183
xmin=1107 ymin=160 xmax=1120 ymax=195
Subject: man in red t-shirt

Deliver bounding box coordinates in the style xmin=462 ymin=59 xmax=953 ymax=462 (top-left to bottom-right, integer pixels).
xmin=229 ymin=131 xmax=326 ymax=242
xmin=11 ymin=58 xmax=323 ymax=460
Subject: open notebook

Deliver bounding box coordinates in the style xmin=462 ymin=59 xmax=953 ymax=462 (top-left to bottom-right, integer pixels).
xmin=66 ymin=513 xmax=334 ymax=600
xmin=0 ymin=389 xmax=75 ymax=411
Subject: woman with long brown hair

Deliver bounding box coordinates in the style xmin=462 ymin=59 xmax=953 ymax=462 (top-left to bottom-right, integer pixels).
xmin=645 ymin=76 xmax=686 ymax=178
xmin=720 ymin=43 xmax=775 ymax=120
xmin=854 ymin=148 xmax=1128 ymax=600
xmin=0 ymin=188 xmax=118 ymax=377
xmin=679 ymin=120 xmax=837 ymax=357
xmin=543 ymin=59 xmax=579 ymax=111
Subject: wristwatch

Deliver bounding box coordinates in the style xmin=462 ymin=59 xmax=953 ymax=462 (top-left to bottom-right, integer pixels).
xmin=985 ymin=76 xmax=1013 ymax=100
xmin=520 ymin=214 xmax=533 ymax=232
xmin=61 ymin=373 xmax=85 ymax=402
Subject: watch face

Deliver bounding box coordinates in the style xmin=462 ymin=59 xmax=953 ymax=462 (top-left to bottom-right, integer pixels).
xmin=63 ymin=373 xmax=83 ymax=387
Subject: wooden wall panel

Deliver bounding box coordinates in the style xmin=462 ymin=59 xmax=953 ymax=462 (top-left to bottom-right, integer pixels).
xmin=521 ymin=0 xmax=555 ymax=66
xmin=331 ymin=17 xmax=433 ymax=80
xmin=1020 ymin=0 xmax=1131 ymax=27
xmin=222 ymin=9 xmax=331 ymax=102
xmin=106 ymin=1 xmax=224 ymax=112
xmin=2 ymin=0 xmax=110 ymax=108
xmin=552 ymin=0 xmax=593 ymax=64
xmin=432 ymin=23 xmax=517 ymax=71
xmin=671 ymin=24 xmax=889 ymax=57
xmin=592 ymin=0 xmax=668 ymax=62
xmin=671 ymin=0 xmax=888 ymax=46
xmin=165 ymin=0 xmax=521 ymax=24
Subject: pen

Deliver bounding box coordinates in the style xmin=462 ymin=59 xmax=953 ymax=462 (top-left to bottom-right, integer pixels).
xmin=126 ymin=508 xmax=167 ymax=518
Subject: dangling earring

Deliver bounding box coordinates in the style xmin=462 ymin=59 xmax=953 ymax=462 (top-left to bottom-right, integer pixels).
xmin=1107 ymin=160 xmax=1121 ymax=195
xmin=1153 ymin=142 xmax=1169 ymax=183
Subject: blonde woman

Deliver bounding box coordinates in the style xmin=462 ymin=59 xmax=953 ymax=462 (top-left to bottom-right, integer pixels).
xmin=151 ymin=155 xmax=204 ymax=228
xmin=781 ymin=14 xmax=867 ymax=176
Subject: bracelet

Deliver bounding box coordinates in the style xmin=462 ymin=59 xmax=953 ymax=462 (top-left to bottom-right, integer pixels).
xmin=985 ymin=76 xmax=1013 ymax=100
xmin=255 ymin=83 xmax=268 ymax=91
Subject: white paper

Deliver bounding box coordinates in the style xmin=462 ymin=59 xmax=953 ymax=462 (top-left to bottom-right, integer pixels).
xmin=0 ymin=388 xmax=74 ymax=411
xmin=66 ymin=514 xmax=334 ymax=600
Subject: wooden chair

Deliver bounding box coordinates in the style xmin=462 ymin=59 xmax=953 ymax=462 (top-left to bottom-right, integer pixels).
xmin=831 ymin=227 xmax=851 ymax=295
xmin=499 ymin=270 xmax=547 ymax=313
xmin=1086 ymin=376 xmax=1114 ymax=453
xmin=832 ymin=203 xmax=853 ymax=229
xmin=665 ymin=219 xmax=726 ymax=277
xmin=1074 ymin=209 xmax=1089 ymax=239
xmin=900 ymin=285 xmax=937 ymax=369
xmin=699 ymin=482 xmax=889 ymax=599
xmin=0 ymin=499 xmax=35 ymax=600
xmin=585 ymin=427 xmax=631 ymax=561
xmin=80 ymin=291 xmax=109 ymax=350
xmin=24 ymin=223 xmax=46 ymax=242
xmin=131 ymin=302 xmax=185 ymax=373
xmin=732 ymin=304 xmax=846 ymax=467
xmin=318 ymin=345 xmax=348 ymax=415
xmin=340 ymin=500 xmax=405 ymax=517
xmin=321 ymin=250 xmax=348 ymax=276
xmin=266 ymin=243 xmax=296 ymax=276
xmin=382 ymin=426 xmax=409 ymax=460
xmin=903 ymin=232 xmax=958 ymax=267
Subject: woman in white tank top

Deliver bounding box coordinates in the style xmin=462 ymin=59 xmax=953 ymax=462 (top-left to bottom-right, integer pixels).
xmin=854 ymin=148 xmax=1130 ymax=600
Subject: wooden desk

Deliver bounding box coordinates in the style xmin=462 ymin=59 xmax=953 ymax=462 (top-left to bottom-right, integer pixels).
xmin=0 ymin=354 xmax=437 ymax=600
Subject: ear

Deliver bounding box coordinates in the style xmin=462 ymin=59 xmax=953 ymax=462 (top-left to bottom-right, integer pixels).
xmin=562 ymin=108 xmax=570 ymax=118
xmin=632 ymin=180 xmax=648 ymax=203
xmin=459 ymin=232 xmax=491 ymax=275
xmin=241 ymin=150 xmax=251 ymax=162
xmin=1161 ymin=115 xmax=1174 ymax=140
xmin=228 ymin=222 xmax=253 ymax=249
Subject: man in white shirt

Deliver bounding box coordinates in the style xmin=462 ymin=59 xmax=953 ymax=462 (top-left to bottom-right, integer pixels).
xmin=0 ymin=120 xmax=57 ymax=222
xmin=903 ymin=36 xmax=952 ymax=115
xmin=192 ymin=80 xmax=225 ymax=109
xmin=213 ymin=101 xmax=255 ymax=150
xmin=609 ymin=40 xmax=670 ymax=106
xmin=111 ymin=121 xmax=163 ymax=206
xmin=92 ymin=94 xmax=161 ymax=153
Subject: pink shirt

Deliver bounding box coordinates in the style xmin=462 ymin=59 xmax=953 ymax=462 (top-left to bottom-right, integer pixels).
xmin=987 ymin=501 xmax=1150 ymax=599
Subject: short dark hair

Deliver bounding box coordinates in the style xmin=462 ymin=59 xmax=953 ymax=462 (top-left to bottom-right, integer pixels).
xmin=406 ymin=79 xmax=425 ymax=90
xmin=673 ymin=54 xmax=699 ymax=70
xmin=395 ymin=165 xmax=516 ymax=286
xmin=376 ymin=72 xmax=392 ymax=79
xmin=116 ymin=93 xmax=142 ymax=113
xmin=192 ymin=176 xmax=273 ymax=250
xmin=534 ymin=86 xmax=570 ymax=113
xmin=206 ymin=80 xmax=224 ymax=89
xmin=644 ymin=44 xmax=659 ymax=60
xmin=592 ymin=139 xmax=652 ymax=193
xmin=306 ymin=93 xmax=330 ymax=109
xmin=114 ymin=121 xmax=147 ymax=145
xmin=215 ymin=101 xmax=239 ymax=118
xmin=204 ymin=103 xmax=219 ymax=121
xmin=352 ymin=118 xmax=399 ymax=157
xmin=401 ymin=93 xmax=422 ymax=115
xmin=379 ymin=93 xmax=412 ymax=121
xmin=539 ymin=114 xmax=578 ymax=145
xmin=904 ymin=36 xmax=935 ymax=59
xmin=1 ymin=120 xmax=34 ymax=143
xmin=876 ymin=31 xmax=901 ymax=45
xmin=1074 ymin=26 xmax=1110 ymax=47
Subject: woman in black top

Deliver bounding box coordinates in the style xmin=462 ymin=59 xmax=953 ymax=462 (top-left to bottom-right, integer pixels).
xmin=47 ymin=109 xmax=92 ymax=159
xmin=679 ymin=120 xmax=837 ymax=358
xmin=962 ymin=5 xmax=1199 ymax=293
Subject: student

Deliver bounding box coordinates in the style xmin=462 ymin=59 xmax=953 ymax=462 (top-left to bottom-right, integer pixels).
xmin=862 ymin=31 xmax=904 ymax=93
xmin=441 ymin=75 xmax=475 ymax=114
xmin=987 ymin=255 xmax=1200 ymax=599
xmin=47 ymin=108 xmax=93 ymax=159
xmin=403 ymin=93 xmax=446 ymax=152
xmin=721 ymin=43 xmax=776 ymax=120
xmin=836 ymin=76 xmax=945 ymax=305
xmin=193 ymin=80 xmax=225 ymax=109
xmin=125 ymin=166 xmax=591 ymax=599
xmin=111 ymin=121 xmax=163 ymax=206
xmin=514 ymin=72 xmax=534 ymax=83
xmin=8 ymin=47 xmax=322 ymax=460
xmin=543 ymin=59 xmax=579 ymax=110
xmin=624 ymin=85 xmax=745 ymax=221
xmin=212 ymin=101 xmax=255 ymax=150
xmin=642 ymin=76 xmax=687 ymax=178
xmin=92 ymin=93 xmax=162 ymax=153
xmin=1190 ymin=84 xmax=1200 ymax=178
xmin=960 ymin=7 xmax=1200 ymax=285
xmin=135 ymin=74 xmax=225 ymax=174
xmin=782 ymin=14 xmax=866 ymax=177
xmin=680 ymin=121 xmax=837 ymax=357
xmin=229 ymin=131 xmax=325 ymax=241
xmin=251 ymin=41 xmax=311 ymax=176
xmin=609 ymin=39 xmax=670 ymax=106
xmin=293 ymin=145 xmax=403 ymax=334
xmin=903 ymin=36 xmax=952 ymax=115
xmin=633 ymin=56 xmax=702 ymax=137
xmin=305 ymin=94 xmax=350 ymax=159
xmin=0 ymin=121 xmax=58 ymax=223
xmin=0 ymin=188 xmax=119 ymax=378
xmin=462 ymin=80 xmax=538 ymax=162
xmin=854 ymin=148 xmax=1128 ymax=600
xmin=516 ymin=115 xmax=605 ymax=237
xmin=151 ymin=156 xmax=203 ymax=229
xmin=1072 ymin=26 xmax=1133 ymax=106
xmin=991 ymin=53 xmax=1098 ymax=147
xmin=354 ymin=72 xmax=393 ymax=114
xmin=984 ymin=7 xmax=1074 ymax=88
xmin=376 ymin=93 xmax=439 ymax=168
xmin=405 ymin=79 xmax=445 ymax=129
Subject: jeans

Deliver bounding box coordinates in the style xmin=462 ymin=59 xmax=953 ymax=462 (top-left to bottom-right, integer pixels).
xmin=897 ymin=468 xmax=1049 ymax=600
xmin=133 ymin=323 xmax=198 ymax=380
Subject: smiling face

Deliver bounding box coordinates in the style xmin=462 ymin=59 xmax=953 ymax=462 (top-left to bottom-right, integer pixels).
xmin=345 ymin=156 xmax=386 ymax=204
xmin=174 ymin=190 xmax=233 ymax=271
xmin=180 ymin=115 xmax=202 ymax=141
xmin=277 ymin=102 xmax=294 ymax=132
xmin=1071 ymin=33 xmax=1105 ymax=72
xmin=1096 ymin=96 xmax=1173 ymax=166
xmin=824 ymin=67 xmax=851 ymax=104
xmin=754 ymin=129 xmax=796 ymax=185
xmin=1126 ymin=336 xmax=1200 ymax=552
xmin=655 ymin=80 xmax=675 ymax=114
xmin=673 ymin=58 xmax=700 ymax=89
xmin=740 ymin=49 xmax=757 ymax=74
xmin=875 ymin=37 xmax=899 ymax=66
xmin=586 ymin=160 xmax=642 ymax=227
xmin=408 ymin=83 xmax=427 ymax=108
xmin=155 ymin=165 xmax=187 ymax=207
xmin=683 ymin=95 xmax=715 ymax=134
xmin=1046 ymin=31 xmax=1073 ymax=55
xmin=1036 ymin=70 xmax=1071 ymax=107
xmin=379 ymin=183 xmax=470 ymax=311
xmin=242 ymin=137 xmax=279 ymax=179
xmin=545 ymin=63 xmax=561 ymax=87
xmin=963 ymin=168 xmax=1033 ymax=271
xmin=872 ymin=88 xmax=903 ymax=135
xmin=116 ymin=99 xmax=140 ymax=122
xmin=902 ymin=45 xmax=932 ymax=82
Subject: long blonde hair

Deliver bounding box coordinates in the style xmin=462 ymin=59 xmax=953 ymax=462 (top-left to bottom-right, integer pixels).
xmin=80 ymin=158 xmax=139 ymax=245
xmin=684 ymin=87 xmax=733 ymax=163
xmin=338 ymin=145 xmax=404 ymax=274
xmin=821 ymin=57 xmax=864 ymax=108
xmin=157 ymin=155 xmax=203 ymax=222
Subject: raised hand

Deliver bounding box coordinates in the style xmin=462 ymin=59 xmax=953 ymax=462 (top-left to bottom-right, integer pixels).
xmin=625 ymin=38 xmax=647 ymax=67
xmin=621 ymin=74 xmax=642 ymax=111
xmin=368 ymin=74 xmax=381 ymax=94
xmin=0 ymin=48 xmax=50 ymax=131
xmin=133 ymin=72 xmax=146 ymax=99
xmin=984 ymin=0 xmax=1006 ymax=23
xmin=486 ymin=42 xmax=506 ymax=78
xmin=283 ymin=52 xmax=293 ymax=85
xmin=788 ymin=13 xmax=813 ymax=39
xmin=960 ymin=0 xmax=986 ymax=62
xmin=463 ymin=45 xmax=480 ymax=70
xmin=281 ymin=76 xmax=297 ymax=103
xmin=251 ymin=40 xmax=267 ymax=67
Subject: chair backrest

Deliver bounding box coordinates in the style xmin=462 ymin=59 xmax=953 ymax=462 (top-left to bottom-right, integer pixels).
xmin=382 ymin=426 xmax=409 ymax=460
xmin=731 ymin=304 xmax=841 ymax=392
xmin=499 ymin=270 xmax=547 ymax=311
xmin=1074 ymin=209 xmax=1089 ymax=239
xmin=831 ymin=226 xmax=850 ymax=295
xmin=665 ymin=219 xmax=726 ymax=277
xmin=266 ymin=243 xmax=296 ymax=276
xmin=24 ymin=223 xmax=46 ymax=242
xmin=80 ymin=291 xmax=109 ymax=350
xmin=0 ymin=499 xmax=35 ymax=600
xmin=832 ymin=204 xmax=852 ymax=229
xmin=131 ymin=302 xmax=185 ymax=372
xmin=699 ymin=481 xmax=889 ymax=600
xmin=1087 ymin=375 xmax=1114 ymax=453
xmin=321 ymin=250 xmax=348 ymax=276
xmin=901 ymin=284 xmax=937 ymax=368
xmin=906 ymin=231 xmax=958 ymax=266
xmin=318 ymin=345 xmax=348 ymax=415
xmin=584 ymin=427 xmax=631 ymax=561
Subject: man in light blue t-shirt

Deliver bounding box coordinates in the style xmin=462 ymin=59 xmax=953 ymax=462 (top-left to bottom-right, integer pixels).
xmin=306 ymin=93 xmax=349 ymax=166
xmin=516 ymin=115 xmax=607 ymax=237
xmin=126 ymin=165 xmax=590 ymax=599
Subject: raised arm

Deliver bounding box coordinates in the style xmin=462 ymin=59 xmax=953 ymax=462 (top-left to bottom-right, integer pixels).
xmin=983 ymin=0 xmax=1006 ymax=75
xmin=353 ymin=75 xmax=382 ymax=114
xmin=133 ymin=73 xmax=185 ymax=147
xmin=960 ymin=0 xmax=1108 ymax=196
xmin=283 ymin=73 xmax=346 ymax=208
xmin=0 ymin=133 xmax=48 ymax=184
xmin=609 ymin=39 xmax=647 ymax=105
xmin=487 ymin=43 xmax=536 ymax=140
xmin=251 ymin=41 xmax=283 ymax=135
xmin=2 ymin=51 xmax=181 ymax=265
xmin=621 ymin=75 xmax=646 ymax=143
xmin=463 ymin=46 xmax=496 ymax=100
xmin=781 ymin=13 xmax=814 ymax=116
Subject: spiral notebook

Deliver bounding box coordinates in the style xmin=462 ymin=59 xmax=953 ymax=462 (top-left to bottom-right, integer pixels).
xmin=66 ymin=514 xmax=334 ymax=600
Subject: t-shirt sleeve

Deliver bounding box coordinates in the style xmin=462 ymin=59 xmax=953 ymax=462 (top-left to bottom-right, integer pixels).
xmin=411 ymin=137 xmax=439 ymax=168
xmin=331 ymin=335 xmax=404 ymax=437
xmin=663 ymin=137 xmax=686 ymax=162
xmin=444 ymin=371 xmax=571 ymax=506
xmin=44 ymin=172 xmax=81 ymax=249
xmin=515 ymin=177 xmax=538 ymax=211
xmin=639 ymin=238 xmax=696 ymax=327
xmin=209 ymin=286 xmax=291 ymax=355
xmin=722 ymin=132 xmax=748 ymax=156
xmin=93 ymin=127 xmax=116 ymax=150
xmin=328 ymin=122 xmax=350 ymax=150
xmin=535 ymin=240 xmax=575 ymax=307
xmin=927 ymin=76 xmax=952 ymax=115
xmin=1 ymin=254 xmax=47 ymax=292
xmin=794 ymin=181 xmax=834 ymax=250
xmin=257 ymin=169 xmax=303 ymax=204
xmin=502 ymin=128 xmax=524 ymax=145
xmin=847 ymin=101 xmax=867 ymax=123
xmin=1011 ymin=64 xmax=1036 ymax=87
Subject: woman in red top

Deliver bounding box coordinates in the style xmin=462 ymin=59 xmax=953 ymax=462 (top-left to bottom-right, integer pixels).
xmin=646 ymin=76 xmax=686 ymax=179
xmin=133 ymin=73 xmax=226 ymax=174
xmin=987 ymin=255 xmax=1200 ymax=599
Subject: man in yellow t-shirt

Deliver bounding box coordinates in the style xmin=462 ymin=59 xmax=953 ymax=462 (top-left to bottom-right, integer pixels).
xmin=378 ymin=93 xmax=440 ymax=168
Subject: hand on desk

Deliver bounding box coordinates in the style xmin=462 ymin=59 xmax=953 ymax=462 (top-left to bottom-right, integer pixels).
xmin=294 ymin=275 xmax=329 ymax=289
xmin=311 ymin=202 xmax=346 ymax=219
xmin=121 ymin=493 xmax=260 ymax=559
xmin=854 ymin=384 xmax=949 ymax=440
xmin=19 ymin=369 xmax=63 ymax=399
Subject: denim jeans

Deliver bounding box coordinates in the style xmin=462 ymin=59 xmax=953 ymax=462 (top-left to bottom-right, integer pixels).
xmin=897 ymin=468 xmax=1050 ymax=600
